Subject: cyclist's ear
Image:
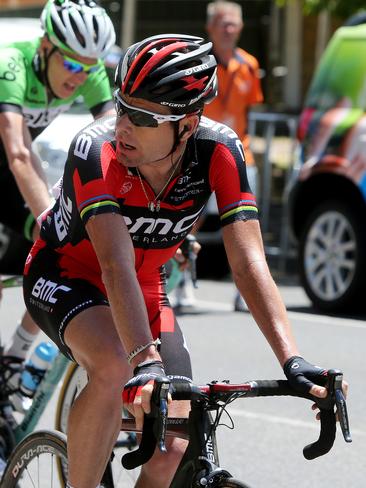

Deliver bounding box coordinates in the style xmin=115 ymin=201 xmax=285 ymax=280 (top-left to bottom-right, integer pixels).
xmin=178 ymin=126 xmax=190 ymax=139
xmin=178 ymin=115 xmax=199 ymax=141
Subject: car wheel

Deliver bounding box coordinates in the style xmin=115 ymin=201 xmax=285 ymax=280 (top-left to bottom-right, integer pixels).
xmin=299 ymin=200 xmax=366 ymax=312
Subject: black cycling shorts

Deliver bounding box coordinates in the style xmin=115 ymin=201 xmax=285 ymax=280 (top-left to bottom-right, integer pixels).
xmin=23 ymin=243 xmax=192 ymax=379
xmin=0 ymin=164 xmax=36 ymax=240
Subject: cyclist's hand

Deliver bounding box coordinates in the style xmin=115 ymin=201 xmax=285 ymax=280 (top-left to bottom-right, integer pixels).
xmin=122 ymin=360 xmax=170 ymax=431
xmin=311 ymin=381 xmax=349 ymax=421
xmin=173 ymin=248 xmax=187 ymax=270
xmin=283 ymin=356 xmax=328 ymax=398
xmin=175 ymin=236 xmax=201 ymax=270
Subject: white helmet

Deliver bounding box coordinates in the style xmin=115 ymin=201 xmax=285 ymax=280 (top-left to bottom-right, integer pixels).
xmin=41 ymin=0 xmax=116 ymax=59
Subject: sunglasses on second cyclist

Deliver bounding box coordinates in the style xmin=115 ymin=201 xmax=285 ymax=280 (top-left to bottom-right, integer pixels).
xmin=114 ymin=90 xmax=187 ymax=128
xmin=59 ymin=50 xmax=101 ymax=75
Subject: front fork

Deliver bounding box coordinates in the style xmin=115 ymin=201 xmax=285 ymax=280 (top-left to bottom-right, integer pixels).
xmin=170 ymin=401 xmax=232 ymax=488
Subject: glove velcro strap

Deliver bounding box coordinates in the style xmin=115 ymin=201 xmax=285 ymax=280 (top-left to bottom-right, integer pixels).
xmin=133 ymin=360 xmax=164 ymax=375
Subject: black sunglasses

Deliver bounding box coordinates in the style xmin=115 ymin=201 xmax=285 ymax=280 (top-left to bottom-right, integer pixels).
xmin=114 ymin=90 xmax=186 ymax=128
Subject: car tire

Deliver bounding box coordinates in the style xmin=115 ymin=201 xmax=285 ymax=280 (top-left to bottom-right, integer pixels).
xmin=299 ymin=200 xmax=366 ymax=312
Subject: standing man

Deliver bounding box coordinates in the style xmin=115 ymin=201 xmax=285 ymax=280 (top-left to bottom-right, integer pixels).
xmin=203 ymin=0 xmax=264 ymax=311
xmin=0 ymin=0 xmax=115 ymax=383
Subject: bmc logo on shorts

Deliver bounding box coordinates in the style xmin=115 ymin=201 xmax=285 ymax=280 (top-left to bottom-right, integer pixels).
xmin=31 ymin=277 xmax=71 ymax=304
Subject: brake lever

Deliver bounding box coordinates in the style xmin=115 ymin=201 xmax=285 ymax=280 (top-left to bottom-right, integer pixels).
xmin=121 ymin=377 xmax=170 ymax=470
xmin=333 ymin=371 xmax=352 ymax=443
xmin=303 ymin=369 xmax=351 ymax=459
xmin=153 ymin=380 xmax=170 ymax=453
xmin=315 ymin=369 xmax=351 ymax=441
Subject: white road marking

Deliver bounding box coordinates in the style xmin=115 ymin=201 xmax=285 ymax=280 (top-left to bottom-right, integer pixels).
xmin=228 ymin=408 xmax=365 ymax=437
xmin=194 ymin=300 xmax=366 ymax=330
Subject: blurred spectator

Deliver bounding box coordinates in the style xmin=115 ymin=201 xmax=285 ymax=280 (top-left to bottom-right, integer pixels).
xmin=203 ymin=0 xmax=264 ymax=311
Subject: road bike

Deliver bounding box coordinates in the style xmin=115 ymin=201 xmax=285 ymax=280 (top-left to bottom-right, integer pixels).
xmin=0 ymin=368 xmax=351 ymax=487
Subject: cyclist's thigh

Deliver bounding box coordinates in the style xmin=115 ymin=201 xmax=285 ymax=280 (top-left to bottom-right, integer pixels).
xmin=64 ymin=305 xmax=129 ymax=374
xmin=145 ymin=291 xmax=192 ymax=380
xmin=0 ymin=164 xmax=36 ymax=239
xmin=23 ymin=245 xmax=109 ymax=361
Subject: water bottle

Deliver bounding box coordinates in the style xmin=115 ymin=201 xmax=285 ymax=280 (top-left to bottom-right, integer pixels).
xmin=20 ymin=342 xmax=58 ymax=398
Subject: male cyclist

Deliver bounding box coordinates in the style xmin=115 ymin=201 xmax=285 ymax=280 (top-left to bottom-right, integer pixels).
xmin=0 ymin=0 xmax=115 ymax=374
xmin=24 ymin=35 xmax=333 ymax=488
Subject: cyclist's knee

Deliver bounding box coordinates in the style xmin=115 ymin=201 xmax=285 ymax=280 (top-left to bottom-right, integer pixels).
xmin=141 ymin=437 xmax=188 ymax=483
xmin=81 ymin=351 xmax=130 ymax=393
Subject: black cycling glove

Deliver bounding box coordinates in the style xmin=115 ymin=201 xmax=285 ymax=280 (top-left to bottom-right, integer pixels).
xmin=283 ymin=356 xmax=328 ymax=394
xmin=122 ymin=360 xmax=170 ymax=406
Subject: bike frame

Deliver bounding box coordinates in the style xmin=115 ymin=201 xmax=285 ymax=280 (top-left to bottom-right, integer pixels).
xmin=0 ymin=276 xmax=72 ymax=444
xmin=169 ymin=402 xmax=225 ymax=488
xmin=13 ymin=352 xmax=70 ymax=443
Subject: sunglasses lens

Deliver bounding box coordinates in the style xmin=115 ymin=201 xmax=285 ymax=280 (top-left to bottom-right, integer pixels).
xmin=87 ymin=65 xmax=99 ymax=74
xmin=63 ymin=60 xmax=83 ymax=73
xmin=115 ymin=100 xmax=158 ymax=127
xmin=129 ymin=111 xmax=158 ymax=128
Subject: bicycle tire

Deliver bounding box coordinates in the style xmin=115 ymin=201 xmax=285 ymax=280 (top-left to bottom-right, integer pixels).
xmin=216 ymin=478 xmax=252 ymax=488
xmin=0 ymin=429 xmax=67 ymax=488
xmin=55 ymin=361 xmax=83 ymax=434
xmin=55 ymin=363 xmax=139 ymax=487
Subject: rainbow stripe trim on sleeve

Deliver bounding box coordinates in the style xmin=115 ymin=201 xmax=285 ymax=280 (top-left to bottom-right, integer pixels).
xmin=219 ymin=198 xmax=258 ymax=221
xmin=79 ymin=194 xmax=120 ymax=220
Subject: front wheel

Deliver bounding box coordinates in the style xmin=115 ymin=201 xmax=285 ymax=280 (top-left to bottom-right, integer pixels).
xmin=1 ymin=430 xmax=67 ymax=488
xmin=55 ymin=363 xmax=139 ymax=487
xmin=216 ymin=477 xmax=251 ymax=488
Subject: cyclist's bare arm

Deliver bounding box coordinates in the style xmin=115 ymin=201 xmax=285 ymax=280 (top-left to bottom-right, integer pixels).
xmin=221 ymin=220 xmax=328 ymax=389
xmin=0 ymin=111 xmax=50 ymax=235
xmin=86 ymin=213 xmax=163 ymax=425
xmin=85 ymin=212 xmax=161 ymax=363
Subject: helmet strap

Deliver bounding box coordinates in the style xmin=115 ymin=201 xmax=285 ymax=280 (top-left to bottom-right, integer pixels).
xmin=171 ymin=121 xmax=181 ymax=154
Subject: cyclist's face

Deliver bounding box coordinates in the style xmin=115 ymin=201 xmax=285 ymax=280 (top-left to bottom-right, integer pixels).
xmin=115 ymin=95 xmax=181 ymax=168
xmin=42 ymin=38 xmax=98 ymax=99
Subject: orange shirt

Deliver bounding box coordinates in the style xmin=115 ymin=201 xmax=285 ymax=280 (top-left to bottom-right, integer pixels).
xmin=204 ymin=47 xmax=263 ymax=165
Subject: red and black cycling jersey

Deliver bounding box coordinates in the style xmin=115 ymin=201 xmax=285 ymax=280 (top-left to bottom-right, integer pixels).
xmin=37 ymin=114 xmax=258 ymax=277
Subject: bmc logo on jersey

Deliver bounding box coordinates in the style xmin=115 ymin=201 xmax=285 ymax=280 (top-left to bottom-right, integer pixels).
xmin=54 ymin=189 xmax=72 ymax=242
xmin=31 ymin=277 xmax=71 ymax=304
xmin=124 ymin=207 xmax=203 ymax=235
xmin=74 ymin=119 xmax=115 ymax=160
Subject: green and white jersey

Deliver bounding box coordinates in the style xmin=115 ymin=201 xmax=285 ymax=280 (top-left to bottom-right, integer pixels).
xmin=0 ymin=38 xmax=113 ymax=141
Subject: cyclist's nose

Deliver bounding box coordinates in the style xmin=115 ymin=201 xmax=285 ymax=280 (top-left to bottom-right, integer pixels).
xmin=116 ymin=113 xmax=133 ymax=134
xmin=70 ymin=71 xmax=88 ymax=84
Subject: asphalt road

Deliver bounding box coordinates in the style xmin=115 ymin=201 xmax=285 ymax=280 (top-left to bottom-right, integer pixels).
xmin=0 ymin=277 xmax=364 ymax=488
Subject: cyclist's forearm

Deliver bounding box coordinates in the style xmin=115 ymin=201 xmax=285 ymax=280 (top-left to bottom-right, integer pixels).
xmin=103 ymin=266 xmax=161 ymax=367
xmin=233 ymin=260 xmax=300 ymax=366
xmin=9 ymin=152 xmax=51 ymax=221
xmin=86 ymin=214 xmax=161 ymax=367
xmin=1 ymin=113 xmax=50 ymax=220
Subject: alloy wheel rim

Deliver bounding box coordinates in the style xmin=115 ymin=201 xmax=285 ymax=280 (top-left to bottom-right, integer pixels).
xmin=304 ymin=210 xmax=356 ymax=301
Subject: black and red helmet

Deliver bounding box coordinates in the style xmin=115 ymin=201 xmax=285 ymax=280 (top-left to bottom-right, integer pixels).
xmin=114 ymin=34 xmax=217 ymax=114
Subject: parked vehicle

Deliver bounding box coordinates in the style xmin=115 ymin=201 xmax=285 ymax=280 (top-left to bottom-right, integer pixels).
xmin=288 ymin=22 xmax=366 ymax=312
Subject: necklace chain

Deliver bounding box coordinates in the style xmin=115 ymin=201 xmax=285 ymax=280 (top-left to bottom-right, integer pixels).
xmin=136 ymin=153 xmax=183 ymax=212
